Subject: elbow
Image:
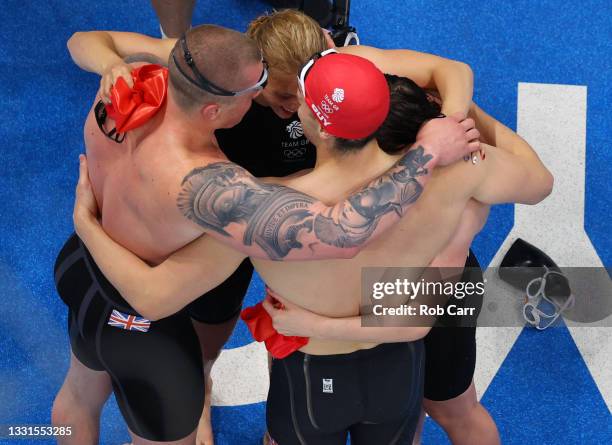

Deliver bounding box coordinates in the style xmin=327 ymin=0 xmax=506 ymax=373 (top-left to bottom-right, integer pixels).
xmin=451 ymin=60 xmax=473 ymax=84
xmin=541 ymin=170 xmax=554 ymax=199
xmin=66 ymin=31 xmax=84 ymax=54
xmin=341 ymin=246 xmax=360 ymax=260
xmin=457 ymin=60 xmax=473 ymax=78
xmin=130 ymin=291 xmax=167 ymax=322
xmin=141 ymin=309 xmax=164 ymax=322
xmin=131 ymin=301 xmax=162 ymax=322
xmin=526 ymin=169 xmax=554 ymax=205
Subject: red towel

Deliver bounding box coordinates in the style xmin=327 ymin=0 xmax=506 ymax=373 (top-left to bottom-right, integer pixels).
xmin=105 ymin=64 xmax=168 ymax=133
xmin=240 ymin=291 xmax=309 ymax=359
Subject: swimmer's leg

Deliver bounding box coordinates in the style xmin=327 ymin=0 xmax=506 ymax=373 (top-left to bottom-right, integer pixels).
xmin=192 ymin=314 xmax=241 ymax=445
xmin=424 ymin=382 xmax=500 ymax=445
xmin=187 ymin=259 xmax=254 ymax=445
xmin=52 ymin=352 xmax=112 ymax=445
xmin=151 ymin=0 xmax=196 ymax=38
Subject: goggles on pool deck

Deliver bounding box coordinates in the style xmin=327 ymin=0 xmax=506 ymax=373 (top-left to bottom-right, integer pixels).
xmin=172 ymin=35 xmax=268 ymax=96
xmin=523 ymin=266 xmax=575 ymax=330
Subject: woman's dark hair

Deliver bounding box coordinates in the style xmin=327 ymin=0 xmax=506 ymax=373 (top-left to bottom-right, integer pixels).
xmin=375 ymin=74 xmax=442 ymax=154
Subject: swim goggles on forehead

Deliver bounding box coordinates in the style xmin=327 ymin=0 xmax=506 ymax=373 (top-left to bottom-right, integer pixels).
xmin=297 ymin=48 xmax=338 ymax=94
xmin=523 ymin=266 xmax=575 ymax=330
xmin=172 ymin=35 xmax=268 ymax=96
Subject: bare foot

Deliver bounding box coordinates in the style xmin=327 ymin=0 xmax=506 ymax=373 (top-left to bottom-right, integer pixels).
xmin=196 ymin=375 xmax=214 ymax=445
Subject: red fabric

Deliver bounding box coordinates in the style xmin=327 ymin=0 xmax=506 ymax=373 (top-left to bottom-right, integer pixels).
xmin=105 ymin=64 xmax=168 ymax=133
xmin=240 ymin=292 xmax=309 ymax=359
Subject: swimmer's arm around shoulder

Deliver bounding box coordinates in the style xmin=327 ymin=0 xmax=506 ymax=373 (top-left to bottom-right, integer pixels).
xmin=341 ymin=45 xmax=473 ymax=117
xmin=466 ymin=106 xmax=553 ymax=204
xmin=67 ymin=31 xmax=175 ymax=74
xmin=467 ymin=143 xmax=553 ymax=205
xmin=177 ymin=146 xmax=440 ymax=261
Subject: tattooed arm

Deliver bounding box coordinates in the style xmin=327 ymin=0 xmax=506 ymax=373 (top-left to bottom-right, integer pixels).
xmin=178 ymin=142 xmax=454 ymax=261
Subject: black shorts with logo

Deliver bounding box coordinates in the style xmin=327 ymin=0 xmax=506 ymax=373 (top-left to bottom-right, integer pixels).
xmin=55 ymin=233 xmax=204 ymax=441
xmin=267 ymin=341 xmax=425 ymax=445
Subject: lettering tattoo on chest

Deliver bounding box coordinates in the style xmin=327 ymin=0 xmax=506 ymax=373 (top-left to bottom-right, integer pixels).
xmin=177 ymin=147 xmax=433 ymax=260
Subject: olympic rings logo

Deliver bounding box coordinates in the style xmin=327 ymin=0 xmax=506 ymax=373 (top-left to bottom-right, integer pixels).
xmin=283 ymin=148 xmax=306 ymax=159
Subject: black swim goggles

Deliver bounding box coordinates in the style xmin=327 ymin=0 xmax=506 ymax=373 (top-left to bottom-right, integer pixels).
xmin=95 ymin=100 xmax=125 ymax=143
xmin=172 ymin=35 xmax=268 ymax=96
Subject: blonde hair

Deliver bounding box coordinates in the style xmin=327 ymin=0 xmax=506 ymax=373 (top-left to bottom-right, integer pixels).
xmin=247 ymin=9 xmax=328 ymax=75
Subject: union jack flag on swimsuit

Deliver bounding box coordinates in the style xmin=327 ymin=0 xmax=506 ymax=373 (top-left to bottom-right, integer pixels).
xmin=107 ymin=309 xmax=151 ymax=332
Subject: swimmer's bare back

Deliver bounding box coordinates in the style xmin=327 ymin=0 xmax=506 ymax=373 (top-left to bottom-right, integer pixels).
xmin=84 ymin=63 xmax=225 ymax=264
xmin=251 ymin=147 xmax=487 ymax=354
xmin=252 ymin=108 xmax=551 ymax=355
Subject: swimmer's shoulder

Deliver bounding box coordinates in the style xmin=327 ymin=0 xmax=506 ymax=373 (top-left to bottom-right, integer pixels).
xmin=427 ymin=148 xmax=489 ymax=202
xmin=337 ymin=44 xmax=376 ymax=57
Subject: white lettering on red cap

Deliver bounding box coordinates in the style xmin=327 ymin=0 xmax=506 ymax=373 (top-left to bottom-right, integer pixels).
xmin=322 ymin=94 xmax=340 ymax=114
xmin=310 ymin=103 xmax=331 ymax=127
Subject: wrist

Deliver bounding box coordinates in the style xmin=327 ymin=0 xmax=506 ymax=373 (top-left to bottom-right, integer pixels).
xmin=74 ymin=211 xmax=99 ymax=238
xmin=311 ymin=315 xmax=329 ymax=340
xmin=99 ymin=54 xmax=124 ymax=74
xmin=440 ymin=105 xmax=469 ymax=120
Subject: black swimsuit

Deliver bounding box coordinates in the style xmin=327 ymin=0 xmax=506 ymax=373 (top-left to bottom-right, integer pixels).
xmin=267 ymin=341 xmax=425 ymax=445
xmin=55 ymin=234 xmax=204 ymax=441
xmin=423 ymin=250 xmax=484 ymax=401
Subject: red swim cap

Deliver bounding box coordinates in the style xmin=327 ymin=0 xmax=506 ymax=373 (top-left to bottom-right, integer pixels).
xmin=300 ymin=50 xmax=390 ymax=139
